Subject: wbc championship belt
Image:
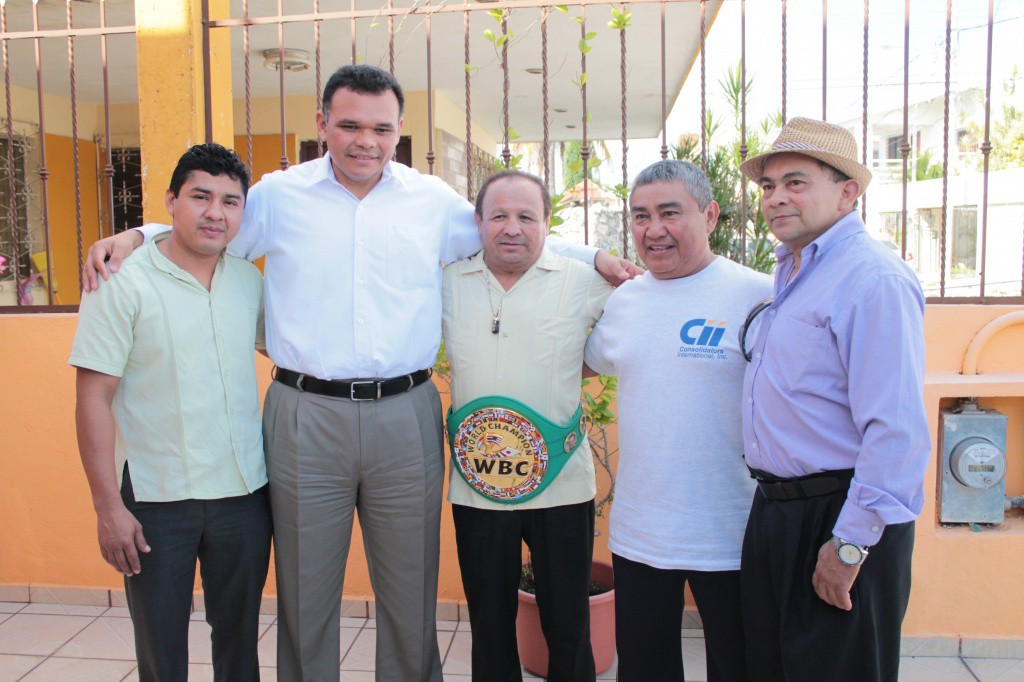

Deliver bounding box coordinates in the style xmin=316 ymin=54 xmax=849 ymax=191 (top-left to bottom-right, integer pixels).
xmin=446 ymin=395 xmax=585 ymax=504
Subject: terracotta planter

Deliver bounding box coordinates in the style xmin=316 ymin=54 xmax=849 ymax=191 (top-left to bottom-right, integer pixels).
xmin=516 ymin=559 xmax=616 ymax=677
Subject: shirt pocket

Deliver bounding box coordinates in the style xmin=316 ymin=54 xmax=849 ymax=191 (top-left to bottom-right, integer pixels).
xmin=387 ymin=223 xmax=440 ymax=289
xmin=535 ymin=316 xmax=582 ymax=368
xmin=768 ymin=313 xmax=835 ymax=394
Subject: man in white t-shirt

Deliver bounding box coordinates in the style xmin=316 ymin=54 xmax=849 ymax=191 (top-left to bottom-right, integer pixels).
xmin=584 ymin=160 xmax=771 ymax=681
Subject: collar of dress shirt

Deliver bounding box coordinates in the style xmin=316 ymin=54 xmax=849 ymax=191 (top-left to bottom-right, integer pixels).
xmin=304 ymin=154 xmax=408 ymax=193
xmin=460 ymin=247 xmax=564 ymax=277
xmin=772 ymin=209 xmax=866 ymax=264
xmin=148 ymin=231 xmax=226 ymax=289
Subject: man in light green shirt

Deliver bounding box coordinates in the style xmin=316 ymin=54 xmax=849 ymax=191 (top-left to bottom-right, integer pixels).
xmin=70 ymin=143 xmax=271 ymax=681
xmin=442 ymin=170 xmax=613 ymax=681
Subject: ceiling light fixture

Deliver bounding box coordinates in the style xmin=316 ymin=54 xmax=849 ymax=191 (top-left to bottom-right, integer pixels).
xmin=262 ymin=48 xmax=311 ymax=73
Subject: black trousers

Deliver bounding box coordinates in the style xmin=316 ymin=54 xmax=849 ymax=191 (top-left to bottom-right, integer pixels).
xmin=121 ymin=467 xmax=273 ymax=682
xmin=741 ymin=489 xmax=914 ymax=682
xmin=613 ymin=554 xmax=746 ymax=682
xmin=452 ymin=500 xmax=596 ymax=682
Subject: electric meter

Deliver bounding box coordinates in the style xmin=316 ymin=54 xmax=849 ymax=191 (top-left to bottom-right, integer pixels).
xmin=938 ymin=399 xmax=1008 ymax=524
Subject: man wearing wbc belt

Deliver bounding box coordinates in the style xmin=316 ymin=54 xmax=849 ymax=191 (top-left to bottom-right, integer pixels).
xmin=442 ymin=170 xmax=613 ymax=682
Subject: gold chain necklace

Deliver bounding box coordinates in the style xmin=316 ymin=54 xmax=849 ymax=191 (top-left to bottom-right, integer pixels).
xmin=482 ymin=269 xmax=504 ymax=334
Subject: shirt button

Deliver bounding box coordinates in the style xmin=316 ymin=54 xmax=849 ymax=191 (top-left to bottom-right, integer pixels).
xmin=357 ymin=318 xmax=365 ymax=325
xmin=751 ymin=442 xmax=759 ymax=449
xmin=769 ymin=310 xmax=777 ymax=317
xmin=871 ymin=526 xmax=879 ymax=532
xmin=755 ymin=352 xmax=762 ymax=359
xmin=357 ymin=239 xmax=365 ymax=246
xmin=358 ymin=279 xmax=365 ymax=286
xmin=498 ymin=374 xmax=505 ymax=380
xmin=747 ymin=398 xmax=753 ymax=404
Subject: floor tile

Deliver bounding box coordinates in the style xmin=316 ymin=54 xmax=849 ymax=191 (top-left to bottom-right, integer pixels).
xmin=0 ymin=617 xmax=7 ymax=629
xmin=963 ymin=640 xmax=1024 ymax=660
xmin=597 ymin=655 xmax=618 ymax=680
xmin=341 ymin=628 xmax=377 ymax=671
xmin=457 ymin=619 xmax=473 ymax=632
xmin=0 ymin=605 xmax=23 ymax=615
xmin=898 ymin=657 xmax=976 ymax=681
xmin=442 ymin=631 xmax=472 ymax=675
xmin=0 ymin=654 xmax=44 ymax=682
xmin=682 ymin=637 xmax=708 ymax=681
xmin=364 ymin=618 xmax=376 ymax=630
xmin=340 ymin=617 xmax=367 ymax=628
xmin=186 ymin=619 xmax=273 ymax=664
xmin=259 ymin=614 xmax=276 ymax=625
xmin=20 ymin=603 xmax=108 ymax=617
xmin=55 ymin=616 xmax=136 ymax=660
xmin=340 ymin=672 xmax=376 ymax=682
xmin=29 ymin=587 xmax=109 ymax=608
xmin=682 ymin=627 xmax=704 ymax=638
xmin=105 ymin=607 xmax=132 ymax=618
xmin=445 ymin=676 xmax=472 ymax=681
xmin=436 ymin=620 xmax=457 ymax=632
xmin=22 ymin=657 xmax=136 ymax=681
xmin=437 ymin=628 xmax=455 ymax=660
xmin=0 ymin=614 xmax=95 ymax=656
xmin=965 ymin=657 xmax=1024 ymax=681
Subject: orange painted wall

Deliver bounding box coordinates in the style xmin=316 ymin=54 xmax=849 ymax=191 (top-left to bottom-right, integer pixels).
xmin=38 ymin=134 xmax=101 ymax=306
xmin=233 ymin=134 xmax=296 ymax=184
xmin=0 ymin=304 xmax=1021 ymax=635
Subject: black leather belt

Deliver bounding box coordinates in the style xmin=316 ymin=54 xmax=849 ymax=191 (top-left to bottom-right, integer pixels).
xmin=274 ymin=367 xmax=432 ymax=401
xmin=748 ymin=467 xmax=854 ymax=501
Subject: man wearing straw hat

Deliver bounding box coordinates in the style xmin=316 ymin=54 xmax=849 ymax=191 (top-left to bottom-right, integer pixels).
xmin=738 ymin=117 xmax=930 ymax=681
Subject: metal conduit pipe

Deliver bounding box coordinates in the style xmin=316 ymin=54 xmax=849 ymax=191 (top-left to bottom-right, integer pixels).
xmin=960 ymin=311 xmax=1024 ymax=375
xmin=1005 ymin=495 xmax=1024 ymax=511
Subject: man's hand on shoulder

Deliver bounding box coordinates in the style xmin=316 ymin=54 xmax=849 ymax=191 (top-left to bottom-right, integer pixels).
xmin=812 ymin=540 xmax=860 ymax=611
xmin=95 ymin=501 xmax=150 ymax=576
xmin=82 ymin=230 xmax=144 ymax=293
xmin=594 ymin=250 xmax=644 ymax=287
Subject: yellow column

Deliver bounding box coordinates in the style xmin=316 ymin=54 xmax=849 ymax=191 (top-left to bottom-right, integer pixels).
xmin=135 ymin=0 xmax=233 ymax=222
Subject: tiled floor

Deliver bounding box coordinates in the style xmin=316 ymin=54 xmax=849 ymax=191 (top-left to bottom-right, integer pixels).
xmin=0 ymin=602 xmax=1019 ymax=681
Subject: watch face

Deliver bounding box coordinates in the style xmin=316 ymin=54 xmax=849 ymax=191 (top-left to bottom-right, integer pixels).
xmin=838 ymin=543 xmax=863 ymax=565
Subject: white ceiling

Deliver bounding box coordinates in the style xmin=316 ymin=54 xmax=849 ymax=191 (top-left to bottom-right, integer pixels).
xmin=3 ymin=0 xmax=720 ymax=141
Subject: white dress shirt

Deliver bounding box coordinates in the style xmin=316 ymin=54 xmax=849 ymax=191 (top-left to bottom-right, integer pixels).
xmin=140 ymin=157 xmax=596 ymax=380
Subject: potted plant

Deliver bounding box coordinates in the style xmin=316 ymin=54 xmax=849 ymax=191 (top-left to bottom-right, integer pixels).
xmin=516 ymin=374 xmax=619 ymax=677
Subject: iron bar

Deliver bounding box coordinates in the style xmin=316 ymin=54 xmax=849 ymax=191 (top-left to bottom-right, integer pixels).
xmin=781 ymin=0 xmax=786 ymax=123
xmin=2 ymin=2 xmax=20 ymax=303
xmin=32 ymin=0 xmax=53 ymax=306
xmin=699 ymin=0 xmax=706 ymax=170
xmin=277 ymin=0 xmax=288 ymax=170
xmin=100 ymin=0 xmax=114 ymax=239
xmin=979 ymin=0 xmax=994 ymax=296
xmin=501 ymin=12 xmax=511 ymax=169
xmin=351 ymin=0 xmax=357 ymax=64
xmin=67 ymin=0 xmax=83 ymax=293
xmin=899 ymin=0 xmax=909 ymax=261
xmin=465 ymin=6 xmax=473 ymax=199
xmin=861 ymin=0 xmax=869 ymax=220
xmin=939 ymin=0 xmax=951 ymax=297
xmin=580 ymin=5 xmax=590 ymax=246
xmin=388 ymin=0 xmax=395 ymax=74
xmin=202 ymin=0 xmax=213 ymax=143
xmin=0 ymin=26 xmax=135 ymax=41
xmin=541 ymin=6 xmax=549 ymax=192
xmin=426 ymin=0 xmax=435 ymax=174
xmin=315 ymin=0 xmax=323 ymax=156
xmin=821 ymin=0 xmax=827 ymax=120
xmin=244 ymin=0 xmax=253 ymax=172
xmin=619 ymin=3 xmax=628 ymax=259
xmin=659 ymin=0 xmax=667 ymax=159
xmin=740 ymin=0 xmax=747 ymax=266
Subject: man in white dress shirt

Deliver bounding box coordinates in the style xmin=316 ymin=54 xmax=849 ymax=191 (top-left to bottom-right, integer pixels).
xmin=82 ymin=65 xmax=638 ymax=681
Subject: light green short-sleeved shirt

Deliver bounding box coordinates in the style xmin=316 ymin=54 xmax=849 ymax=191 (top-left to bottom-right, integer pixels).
xmin=442 ymin=249 xmax=613 ymax=510
xmin=69 ymin=233 xmax=267 ymax=502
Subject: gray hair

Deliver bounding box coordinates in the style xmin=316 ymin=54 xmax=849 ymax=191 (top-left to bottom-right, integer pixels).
xmin=631 ymin=160 xmax=713 ymax=210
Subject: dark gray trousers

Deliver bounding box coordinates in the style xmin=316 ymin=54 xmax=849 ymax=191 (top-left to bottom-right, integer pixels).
xmin=121 ymin=467 xmax=273 ymax=682
xmin=741 ymin=489 xmax=914 ymax=682
xmin=264 ymin=378 xmax=445 ymax=682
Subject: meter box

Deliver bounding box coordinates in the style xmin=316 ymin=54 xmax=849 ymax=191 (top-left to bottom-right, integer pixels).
xmin=939 ymin=399 xmax=1008 ymax=524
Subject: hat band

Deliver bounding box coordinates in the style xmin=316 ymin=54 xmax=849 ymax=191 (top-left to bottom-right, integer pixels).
xmin=770 ymin=140 xmax=831 ymax=154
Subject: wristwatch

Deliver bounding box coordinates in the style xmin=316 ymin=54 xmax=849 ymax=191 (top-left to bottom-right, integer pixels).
xmin=832 ymin=536 xmax=869 ymax=566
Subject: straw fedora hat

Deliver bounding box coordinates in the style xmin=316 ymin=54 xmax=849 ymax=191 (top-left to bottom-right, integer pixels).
xmin=739 ymin=117 xmax=872 ymax=193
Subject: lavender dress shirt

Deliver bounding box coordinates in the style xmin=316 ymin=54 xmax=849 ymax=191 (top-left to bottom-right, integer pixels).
xmin=742 ymin=211 xmax=931 ymax=547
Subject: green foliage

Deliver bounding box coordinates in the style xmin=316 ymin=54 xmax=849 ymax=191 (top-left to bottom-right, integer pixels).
xmin=911 ymin=149 xmax=945 ymax=181
xmin=582 ymin=374 xmax=618 ymax=519
xmin=607 ymin=6 xmax=632 ymax=30
xmin=673 ymin=63 xmax=778 ymax=275
xmin=964 ymin=67 xmax=1024 ymax=171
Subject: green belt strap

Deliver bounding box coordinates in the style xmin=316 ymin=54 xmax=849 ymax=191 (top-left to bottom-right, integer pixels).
xmin=446 ymin=395 xmax=585 ymax=505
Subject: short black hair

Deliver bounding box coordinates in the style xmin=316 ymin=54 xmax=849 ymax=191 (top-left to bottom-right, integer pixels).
xmin=474 ymin=170 xmax=552 ymax=219
xmin=817 ymin=159 xmax=851 ymax=183
xmin=322 ymin=64 xmax=405 ymax=119
xmin=168 ymin=142 xmax=250 ymax=198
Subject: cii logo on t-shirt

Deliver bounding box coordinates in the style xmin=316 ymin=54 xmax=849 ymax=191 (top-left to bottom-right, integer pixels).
xmin=678 ymin=318 xmax=728 ymax=360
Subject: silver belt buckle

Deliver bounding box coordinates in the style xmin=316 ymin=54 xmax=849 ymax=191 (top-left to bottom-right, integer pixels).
xmin=295 ymin=374 xmax=307 ymax=393
xmin=350 ymin=380 xmax=380 ymax=401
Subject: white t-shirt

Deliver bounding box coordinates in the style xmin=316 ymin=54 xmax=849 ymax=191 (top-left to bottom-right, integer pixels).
xmin=585 ymin=256 xmax=772 ymax=571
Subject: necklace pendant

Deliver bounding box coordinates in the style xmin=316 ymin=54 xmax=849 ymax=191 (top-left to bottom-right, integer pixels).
xmin=491 ymin=315 xmax=500 ymax=334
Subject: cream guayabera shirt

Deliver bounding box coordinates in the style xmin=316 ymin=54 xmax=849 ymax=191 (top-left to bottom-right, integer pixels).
xmin=442 ymin=249 xmax=613 ymax=510
xmin=69 ymin=234 xmax=267 ymax=502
